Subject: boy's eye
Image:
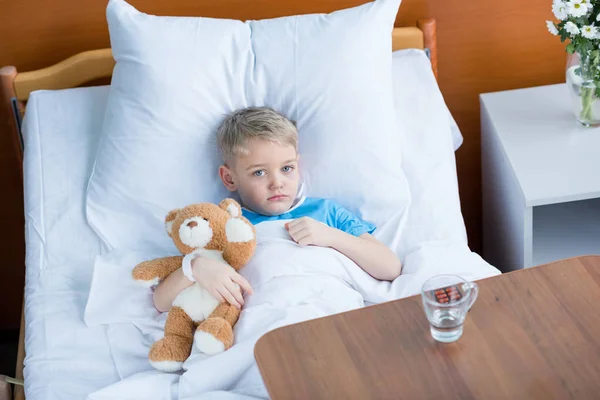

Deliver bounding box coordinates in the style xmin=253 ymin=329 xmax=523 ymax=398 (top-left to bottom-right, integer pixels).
xmin=282 ymin=165 xmax=295 ymax=173
xmin=253 ymin=170 xmax=265 ymax=177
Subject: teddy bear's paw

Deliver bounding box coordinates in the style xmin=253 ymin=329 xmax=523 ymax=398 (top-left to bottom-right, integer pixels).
xmin=136 ymin=277 xmax=160 ymax=288
xmin=194 ymin=330 xmax=225 ymax=355
xmin=225 ymin=218 xmax=254 ymax=243
xmin=150 ymin=359 xmax=184 ymax=373
xmin=148 ymin=335 xmax=192 ymax=372
xmin=195 ymin=317 xmax=233 ymax=355
xmin=132 ymin=263 xmax=160 ymax=287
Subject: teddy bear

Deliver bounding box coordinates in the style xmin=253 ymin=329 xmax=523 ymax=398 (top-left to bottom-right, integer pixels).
xmin=132 ymin=198 xmax=256 ymax=372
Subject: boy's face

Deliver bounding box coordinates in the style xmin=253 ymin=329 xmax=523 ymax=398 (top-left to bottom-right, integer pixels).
xmin=219 ymin=138 xmax=300 ymax=216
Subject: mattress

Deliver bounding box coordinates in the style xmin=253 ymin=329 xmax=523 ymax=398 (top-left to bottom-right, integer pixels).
xmin=22 ymin=86 xmax=121 ymax=399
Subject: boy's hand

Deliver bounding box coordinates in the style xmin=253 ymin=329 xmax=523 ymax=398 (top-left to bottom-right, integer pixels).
xmin=285 ymin=217 xmax=337 ymax=247
xmin=191 ymin=256 xmax=253 ymax=310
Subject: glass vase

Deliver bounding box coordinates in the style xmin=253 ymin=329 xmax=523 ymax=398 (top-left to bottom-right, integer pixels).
xmin=566 ymin=51 xmax=600 ymax=127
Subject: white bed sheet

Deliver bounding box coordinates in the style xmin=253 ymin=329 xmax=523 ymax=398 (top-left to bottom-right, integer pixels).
xmin=22 ymin=87 xmax=123 ymax=399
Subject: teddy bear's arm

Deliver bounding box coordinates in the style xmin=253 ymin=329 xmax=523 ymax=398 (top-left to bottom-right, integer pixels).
xmin=222 ymin=215 xmax=256 ymax=270
xmin=223 ymin=241 xmax=256 ymax=270
xmin=132 ymin=255 xmax=184 ymax=286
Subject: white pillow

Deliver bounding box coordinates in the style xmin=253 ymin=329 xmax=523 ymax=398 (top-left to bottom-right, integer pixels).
xmin=448 ymin=113 xmax=464 ymax=151
xmin=392 ymin=49 xmax=463 ymax=151
xmin=87 ymin=0 xmax=407 ymax=253
xmin=391 ymin=49 xmax=468 ymax=249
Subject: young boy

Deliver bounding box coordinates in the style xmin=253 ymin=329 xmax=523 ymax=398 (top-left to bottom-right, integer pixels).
xmin=153 ymin=107 xmax=402 ymax=312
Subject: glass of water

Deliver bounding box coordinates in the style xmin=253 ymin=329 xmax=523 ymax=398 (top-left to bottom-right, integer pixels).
xmin=421 ymin=275 xmax=479 ymax=343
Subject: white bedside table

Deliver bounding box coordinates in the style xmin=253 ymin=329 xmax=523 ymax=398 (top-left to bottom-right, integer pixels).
xmin=481 ymin=83 xmax=600 ymax=272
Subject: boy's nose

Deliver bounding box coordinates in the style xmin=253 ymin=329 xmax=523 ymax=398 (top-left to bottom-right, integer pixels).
xmin=270 ymin=177 xmax=283 ymax=189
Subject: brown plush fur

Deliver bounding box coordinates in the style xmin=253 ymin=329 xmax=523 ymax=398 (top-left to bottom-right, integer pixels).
xmin=132 ymin=255 xmax=184 ymax=282
xmin=132 ymin=198 xmax=256 ymax=371
xmin=223 ymin=241 xmax=257 ymax=270
xmin=149 ymin=306 xmax=194 ymax=365
xmin=165 ymin=200 xmax=255 ymax=268
xmin=197 ymin=317 xmax=234 ymax=350
xmin=210 ymin=302 xmax=241 ymax=326
xmin=195 ymin=302 xmax=242 ymax=350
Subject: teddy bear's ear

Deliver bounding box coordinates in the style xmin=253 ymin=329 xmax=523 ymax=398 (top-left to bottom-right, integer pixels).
xmin=164 ymin=209 xmax=180 ymax=236
xmin=219 ymin=198 xmax=241 ymax=218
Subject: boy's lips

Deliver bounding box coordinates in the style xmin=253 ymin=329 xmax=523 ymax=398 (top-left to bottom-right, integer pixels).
xmin=267 ymin=194 xmax=288 ymax=201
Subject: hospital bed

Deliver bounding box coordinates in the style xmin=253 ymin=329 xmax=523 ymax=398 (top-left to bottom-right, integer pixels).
xmin=0 ymin=2 xmax=499 ymax=398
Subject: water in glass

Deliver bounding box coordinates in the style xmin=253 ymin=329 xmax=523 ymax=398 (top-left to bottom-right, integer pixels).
xmin=421 ymin=275 xmax=479 ymax=343
xmin=428 ymin=308 xmax=465 ymax=343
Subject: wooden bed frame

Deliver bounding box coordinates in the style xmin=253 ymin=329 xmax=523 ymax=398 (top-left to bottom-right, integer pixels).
xmin=0 ymin=18 xmax=437 ymax=400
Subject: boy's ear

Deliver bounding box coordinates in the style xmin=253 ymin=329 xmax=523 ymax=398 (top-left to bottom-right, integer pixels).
xmin=219 ymin=165 xmax=237 ymax=192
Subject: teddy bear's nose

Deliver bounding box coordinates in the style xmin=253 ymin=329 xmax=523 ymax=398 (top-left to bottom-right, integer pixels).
xmin=187 ymin=221 xmax=198 ymax=228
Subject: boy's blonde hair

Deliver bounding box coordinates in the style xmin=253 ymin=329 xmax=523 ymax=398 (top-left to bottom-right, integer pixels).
xmin=216 ymin=107 xmax=298 ymax=164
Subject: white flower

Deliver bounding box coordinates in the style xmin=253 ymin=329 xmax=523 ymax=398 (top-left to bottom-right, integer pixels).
xmin=596 ymin=12 xmax=600 ymax=21
xmin=568 ymin=0 xmax=589 ymax=17
xmin=582 ymin=24 xmax=598 ymax=38
xmin=580 ymin=0 xmax=594 ymax=11
xmin=565 ymin=21 xmax=581 ymax=35
xmin=547 ymin=21 xmax=560 ymax=35
xmin=553 ymin=1 xmax=569 ymax=20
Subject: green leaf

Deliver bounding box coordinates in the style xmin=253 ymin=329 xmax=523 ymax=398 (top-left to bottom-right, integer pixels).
xmin=567 ymin=43 xmax=576 ymax=53
xmin=561 ymin=31 xmax=568 ymax=42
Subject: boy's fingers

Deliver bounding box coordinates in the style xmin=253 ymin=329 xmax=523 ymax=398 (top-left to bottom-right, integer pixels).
xmin=225 ymin=281 xmax=244 ymax=306
xmin=296 ymin=233 xmax=313 ymax=247
xmin=231 ymin=274 xmax=253 ymax=295
xmin=289 ymin=226 xmax=309 ymax=237
xmin=298 ymin=238 xmax=311 ymax=247
xmin=218 ymin=287 xmax=241 ymax=309
xmin=211 ymin=289 xmax=225 ymax=303
xmin=228 ymin=284 xmax=245 ymax=307
xmin=286 ymin=219 xmax=304 ymax=230
xmin=289 ymin=228 xmax=310 ymax=243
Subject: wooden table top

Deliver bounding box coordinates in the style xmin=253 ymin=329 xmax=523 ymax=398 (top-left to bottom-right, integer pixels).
xmin=254 ymin=255 xmax=600 ymax=400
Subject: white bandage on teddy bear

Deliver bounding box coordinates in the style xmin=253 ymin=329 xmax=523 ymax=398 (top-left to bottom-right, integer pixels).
xmin=181 ymin=252 xmax=200 ymax=282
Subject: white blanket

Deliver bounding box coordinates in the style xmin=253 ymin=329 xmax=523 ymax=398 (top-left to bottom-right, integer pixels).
xmin=85 ymin=218 xmax=499 ymax=399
